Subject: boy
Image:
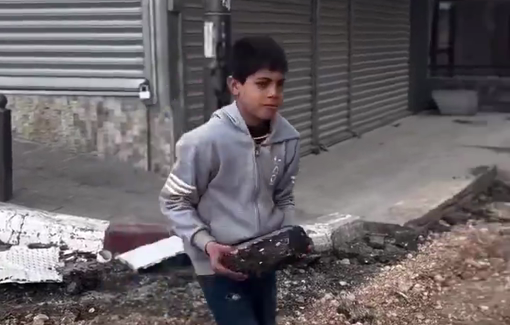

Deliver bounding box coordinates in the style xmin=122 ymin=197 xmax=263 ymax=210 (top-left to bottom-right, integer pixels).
xmin=160 ymin=36 xmax=300 ymax=325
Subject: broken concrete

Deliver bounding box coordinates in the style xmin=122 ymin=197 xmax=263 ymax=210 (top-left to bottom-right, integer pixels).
xmin=405 ymin=165 xmax=497 ymax=229
xmin=302 ymin=214 xmax=361 ymax=253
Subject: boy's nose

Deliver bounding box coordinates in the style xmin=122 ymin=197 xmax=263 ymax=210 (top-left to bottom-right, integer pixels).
xmin=267 ymin=86 xmax=278 ymax=98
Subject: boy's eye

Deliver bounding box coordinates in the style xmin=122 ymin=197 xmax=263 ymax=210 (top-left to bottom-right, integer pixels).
xmin=256 ymin=81 xmax=269 ymax=89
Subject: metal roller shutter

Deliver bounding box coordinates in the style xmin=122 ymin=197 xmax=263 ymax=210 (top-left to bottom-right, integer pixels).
xmin=316 ymin=0 xmax=351 ymax=147
xmin=350 ymin=0 xmax=410 ymax=134
xmin=181 ymin=0 xmax=206 ymax=131
xmin=0 ymin=0 xmax=154 ymax=94
xmin=232 ymin=0 xmax=314 ymax=155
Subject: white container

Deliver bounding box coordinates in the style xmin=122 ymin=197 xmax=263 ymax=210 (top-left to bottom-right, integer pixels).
xmin=432 ymin=89 xmax=479 ymax=116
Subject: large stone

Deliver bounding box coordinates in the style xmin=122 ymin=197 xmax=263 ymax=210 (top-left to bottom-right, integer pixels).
xmin=491 ymin=202 xmax=510 ymax=221
xmin=366 ymin=234 xmax=385 ymax=249
xmin=221 ymin=226 xmax=312 ymax=275
xmin=103 ymin=223 xmax=172 ymax=255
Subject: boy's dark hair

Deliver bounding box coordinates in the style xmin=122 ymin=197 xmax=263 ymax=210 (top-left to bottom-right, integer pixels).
xmin=231 ymin=36 xmax=288 ymax=84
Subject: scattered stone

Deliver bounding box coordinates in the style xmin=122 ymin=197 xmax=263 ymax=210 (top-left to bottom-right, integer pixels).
xmin=442 ymin=211 xmax=474 ymax=225
xmin=433 ymin=274 xmax=445 ymax=283
xmin=32 ymin=314 xmax=49 ymax=325
xmin=491 ymin=202 xmax=510 ymax=221
xmin=340 ymin=258 xmax=351 ymax=265
xmin=500 ymin=226 xmax=510 ymax=236
xmin=366 ymin=234 xmax=386 ymax=249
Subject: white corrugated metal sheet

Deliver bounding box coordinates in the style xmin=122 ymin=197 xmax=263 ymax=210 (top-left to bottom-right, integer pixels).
xmin=0 ymin=0 xmax=154 ymax=93
xmin=232 ymin=0 xmax=314 ymax=155
xmin=0 ymin=246 xmax=63 ymax=284
xmin=316 ymin=0 xmax=351 ymax=147
xmin=350 ymin=0 xmax=411 ymax=134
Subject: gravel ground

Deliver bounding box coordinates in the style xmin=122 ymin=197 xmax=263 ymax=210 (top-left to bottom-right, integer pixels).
xmin=282 ymin=223 xmax=510 ymax=325
xmin=1 ymin=183 xmax=510 ymax=325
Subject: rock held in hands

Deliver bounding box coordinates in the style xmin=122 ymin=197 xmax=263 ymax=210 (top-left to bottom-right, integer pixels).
xmin=221 ymin=226 xmax=313 ymax=275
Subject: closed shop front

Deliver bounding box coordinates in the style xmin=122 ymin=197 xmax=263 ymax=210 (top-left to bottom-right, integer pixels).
xmin=180 ymin=0 xmax=411 ymax=155
xmin=316 ymin=0 xmax=350 ymax=147
xmin=350 ymin=0 xmax=411 ymax=134
xmin=181 ymin=0 xmax=206 ymax=131
xmin=0 ymin=0 xmax=155 ymax=95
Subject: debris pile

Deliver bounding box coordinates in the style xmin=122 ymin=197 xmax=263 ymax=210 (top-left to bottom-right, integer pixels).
xmin=2 ymin=181 xmax=510 ymax=325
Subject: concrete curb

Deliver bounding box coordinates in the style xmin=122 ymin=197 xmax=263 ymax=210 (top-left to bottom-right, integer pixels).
xmin=301 ymin=213 xmax=362 ymax=252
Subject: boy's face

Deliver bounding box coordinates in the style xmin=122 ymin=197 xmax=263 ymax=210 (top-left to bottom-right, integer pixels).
xmin=229 ymin=69 xmax=285 ymax=122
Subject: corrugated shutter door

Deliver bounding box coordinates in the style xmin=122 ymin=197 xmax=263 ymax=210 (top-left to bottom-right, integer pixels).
xmin=317 ymin=0 xmax=350 ymax=147
xmin=232 ymin=0 xmax=314 ymax=155
xmin=181 ymin=0 xmax=206 ymax=131
xmin=0 ymin=0 xmax=153 ymax=93
xmin=350 ymin=0 xmax=410 ymax=134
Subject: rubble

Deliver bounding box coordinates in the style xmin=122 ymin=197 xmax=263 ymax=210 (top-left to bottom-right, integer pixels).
xmin=2 ymin=181 xmax=510 ymax=324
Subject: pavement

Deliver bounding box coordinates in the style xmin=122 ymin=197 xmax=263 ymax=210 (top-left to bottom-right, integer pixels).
xmin=4 ymin=113 xmax=510 ymax=227
xmin=9 ymin=139 xmax=165 ymax=224
xmin=295 ymin=113 xmax=510 ymax=224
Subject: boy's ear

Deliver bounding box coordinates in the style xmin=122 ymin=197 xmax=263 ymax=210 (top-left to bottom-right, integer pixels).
xmin=227 ymin=76 xmax=240 ymax=97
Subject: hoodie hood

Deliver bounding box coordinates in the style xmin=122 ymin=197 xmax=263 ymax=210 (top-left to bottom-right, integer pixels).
xmin=211 ymin=102 xmax=300 ymax=144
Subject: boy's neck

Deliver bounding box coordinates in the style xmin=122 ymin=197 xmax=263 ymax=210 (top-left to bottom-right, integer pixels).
xmin=236 ymin=101 xmax=267 ymax=127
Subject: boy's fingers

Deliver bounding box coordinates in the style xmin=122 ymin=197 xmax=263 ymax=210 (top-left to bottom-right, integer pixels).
xmin=214 ymin=263 xmax=247 ymax=281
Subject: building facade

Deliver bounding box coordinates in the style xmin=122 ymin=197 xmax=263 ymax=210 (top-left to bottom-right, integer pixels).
xmin=181 ymin=0 xmax=412 ymax=155
xmin=0 ymin=0 xmax=175 ymax=174
xmin=428 ymin=0 xmax=510 ymax=112
xmin=0 ymin=0 xmax=415 ymax=175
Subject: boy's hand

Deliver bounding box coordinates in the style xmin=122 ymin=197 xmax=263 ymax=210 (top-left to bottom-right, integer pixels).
xmin=205 ymin=242 xmax=248 ymax=281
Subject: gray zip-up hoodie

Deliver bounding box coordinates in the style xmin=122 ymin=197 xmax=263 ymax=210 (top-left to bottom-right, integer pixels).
xmin=159 ymin=102 xmax=300 ymax=275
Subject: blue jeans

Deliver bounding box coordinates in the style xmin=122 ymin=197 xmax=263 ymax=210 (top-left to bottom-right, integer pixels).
xmin=198 ymin=273 xmax=277 ymax=325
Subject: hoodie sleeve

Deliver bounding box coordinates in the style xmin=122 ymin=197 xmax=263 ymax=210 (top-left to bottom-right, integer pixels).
xmin=159 ymin=134 xmax=215 ymax=252
xmin=274 ymin=139 xmax=300 ymax=227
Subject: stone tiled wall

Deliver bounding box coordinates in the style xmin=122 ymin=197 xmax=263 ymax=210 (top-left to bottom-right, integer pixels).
xmin=7 ymin=95 xmax=156 ymax=171
xmin=149 ymin=106 xmax=174 ymax=176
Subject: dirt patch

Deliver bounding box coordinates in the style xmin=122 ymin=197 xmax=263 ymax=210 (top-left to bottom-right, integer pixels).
xmin=1 ymin=182 xmax=510 ymax=325
xmin=285 ymin=224 xmax=510 ymax=325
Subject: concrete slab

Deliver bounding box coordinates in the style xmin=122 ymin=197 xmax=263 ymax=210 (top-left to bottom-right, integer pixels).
xmin=295 ymin=114 xmax=510 ymax=225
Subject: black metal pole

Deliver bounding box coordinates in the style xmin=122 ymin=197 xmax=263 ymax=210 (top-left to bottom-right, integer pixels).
xmin=203 ymin=0 xmax=232 ymax=120
xmin=0 ymin=94 xmax=13 ymax=202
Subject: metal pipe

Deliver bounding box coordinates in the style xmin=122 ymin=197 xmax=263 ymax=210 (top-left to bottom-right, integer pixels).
xmin=310 ymin=0 xmax=321 ymax=155
xmin=0 ymin=94 xmax=13 ymax=202
xmin=203 ymin=0 xmax=232 ymax=120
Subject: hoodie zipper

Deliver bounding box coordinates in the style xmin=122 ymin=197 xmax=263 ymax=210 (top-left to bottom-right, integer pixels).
xmin=253 ymin=143 xmax=261 ymax=233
